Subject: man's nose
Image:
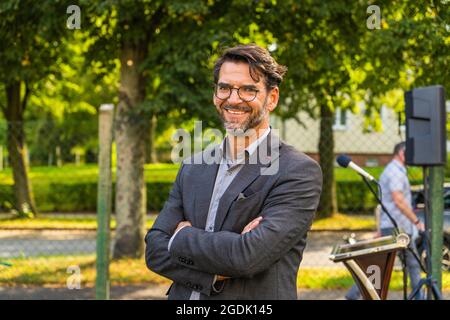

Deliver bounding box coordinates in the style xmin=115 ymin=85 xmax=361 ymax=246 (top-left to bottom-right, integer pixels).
xmin=227 ymin=88 xmax=242 ymax=104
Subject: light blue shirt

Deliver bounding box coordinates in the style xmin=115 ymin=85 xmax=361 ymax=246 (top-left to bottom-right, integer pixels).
xmin=379 ymin=159 xmax=414 ymax=235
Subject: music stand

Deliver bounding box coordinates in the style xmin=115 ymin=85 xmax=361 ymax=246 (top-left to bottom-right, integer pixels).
xmin=330 ymin=233 xmax=410 ymax=300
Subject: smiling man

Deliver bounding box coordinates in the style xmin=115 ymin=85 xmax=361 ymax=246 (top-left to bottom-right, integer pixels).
xmin=145 ymin=44 xmax=323 ymax=300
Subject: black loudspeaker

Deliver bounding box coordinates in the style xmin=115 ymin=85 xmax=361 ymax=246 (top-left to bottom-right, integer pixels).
xmin=405 ymin=85 xmax=446 ymax=166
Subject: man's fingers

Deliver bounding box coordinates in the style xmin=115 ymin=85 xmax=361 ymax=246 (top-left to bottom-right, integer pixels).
xmin=418 ymin=222 xmax=425 ymax=232
xmin=241 ymin=216 xmax=263 ymax=234
xmin=175 ymin=220 xmax=192 ymax=233
xmin=245 ymin=218 xmax=260 ymax=231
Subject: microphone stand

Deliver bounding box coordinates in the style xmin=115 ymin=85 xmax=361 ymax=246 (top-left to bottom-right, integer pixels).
xmin=360 ymin=175 xmax=442 ymax=300
xmin=361 ymin=176 xmax=409 ymax=300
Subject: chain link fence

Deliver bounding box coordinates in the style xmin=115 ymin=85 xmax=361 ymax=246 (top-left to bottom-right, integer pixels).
xmin=0 ymin=112 xmax=448 ymax=300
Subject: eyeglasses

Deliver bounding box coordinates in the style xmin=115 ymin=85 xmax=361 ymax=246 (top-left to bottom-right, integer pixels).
xmin=214 ymin=83 xmax=260 ymax=102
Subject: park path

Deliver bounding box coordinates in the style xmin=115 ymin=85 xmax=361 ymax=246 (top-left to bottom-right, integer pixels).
xmin=1 ymin=285 xmax=448 ymax=300
xmin=1 ymin=228 xmax=448 ymax=300
xmin=0 ymin=229 xmax=372 ymax=268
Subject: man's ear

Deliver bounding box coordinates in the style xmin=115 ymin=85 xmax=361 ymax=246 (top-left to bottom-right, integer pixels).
xmin=267 ymin=86 xmax=279 ymax=112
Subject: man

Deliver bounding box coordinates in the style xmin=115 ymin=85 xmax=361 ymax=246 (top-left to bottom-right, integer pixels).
xmin=346 ymin=142 xmax=425 ymax=300
xmin=145 ymin=44 xmax=322 ymax=300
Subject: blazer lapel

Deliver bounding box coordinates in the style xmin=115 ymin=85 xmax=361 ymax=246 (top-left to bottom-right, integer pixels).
xmin=193 ymin=145 xmax=219 ymax=229
xmin=213 ymin=164 xmax=264 ymax=231
xmin=213 ymin=132 xmax=282 ymax=231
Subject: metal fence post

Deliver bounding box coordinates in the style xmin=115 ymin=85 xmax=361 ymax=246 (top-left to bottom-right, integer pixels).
xmin=96 ymin=104 xmax=114 ymax=300
xmin=429 ymin=166 xmax=444 ymax=292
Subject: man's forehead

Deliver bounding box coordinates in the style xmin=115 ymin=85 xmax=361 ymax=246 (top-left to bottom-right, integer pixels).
xmin=218 ymin=61 xmax=262 ymax=85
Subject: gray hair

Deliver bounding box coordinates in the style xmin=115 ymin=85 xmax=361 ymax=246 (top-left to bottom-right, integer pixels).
xmin=393 ymin=142 xmax=406 ymax=155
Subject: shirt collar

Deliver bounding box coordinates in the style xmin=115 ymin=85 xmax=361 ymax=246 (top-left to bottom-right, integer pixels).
xmin=219 ymin=127 xmax=271 ymax=166
xmin=392 ymin=159 xmax=406 ymax=173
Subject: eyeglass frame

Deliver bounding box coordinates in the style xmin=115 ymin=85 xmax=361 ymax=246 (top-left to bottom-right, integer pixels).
xmin=213 ymin=82 xmax=260 ymax=102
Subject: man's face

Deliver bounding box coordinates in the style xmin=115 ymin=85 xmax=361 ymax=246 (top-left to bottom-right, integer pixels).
xmin=213 ymin=61 xmax=279 ymax=135
xmin=399 ymin=148 xmax=406 ymax=164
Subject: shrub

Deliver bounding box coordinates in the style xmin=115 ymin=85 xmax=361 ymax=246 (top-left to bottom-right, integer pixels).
xmin=0 ymin=182 xmax=173 ymax=213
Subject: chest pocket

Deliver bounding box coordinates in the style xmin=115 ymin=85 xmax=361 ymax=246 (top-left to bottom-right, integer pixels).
xmin=226 ymin=190 xmax=264 ymax=232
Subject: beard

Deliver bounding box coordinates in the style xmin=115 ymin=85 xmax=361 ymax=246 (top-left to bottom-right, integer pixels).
xmin=218 ymin=98 xmax=268 ymax=136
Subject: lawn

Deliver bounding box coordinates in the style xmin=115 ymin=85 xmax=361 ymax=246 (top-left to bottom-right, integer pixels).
xmin=0 ymin=255 xmax=448 ymax=290
xmin=0 ymin=163 xmax=181 ymax=185
xmin=0 ymin=213 xmax=374 ymax=231
xmin=0 ymin=163 xmax=425 ymax=185
xmin=311 ymin=213 xmax=375 ymax=231
xmin=0 ymin=215 xmax=156 ymax=230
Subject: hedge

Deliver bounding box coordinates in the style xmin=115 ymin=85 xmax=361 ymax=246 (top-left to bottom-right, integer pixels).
xmin=0 ymin=182 xmax=173 ymax=213
xmin=1 ymin=180 xmax=423 ymax=214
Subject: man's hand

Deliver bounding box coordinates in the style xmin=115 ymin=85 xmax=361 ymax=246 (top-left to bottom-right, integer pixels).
xmin=179 ymin=217 xmax=262 ymax=283
xmin=175 ymin=220 xmax=192 ymax=234
xmin=415 ymin=221 xmax=425 ymax=232
xmin=241 ymin=216 xmax=263 ymax=234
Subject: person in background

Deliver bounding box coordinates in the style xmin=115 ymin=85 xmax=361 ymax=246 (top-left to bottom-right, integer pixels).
xmin=345 ymin=142 xmax=425 ymax=300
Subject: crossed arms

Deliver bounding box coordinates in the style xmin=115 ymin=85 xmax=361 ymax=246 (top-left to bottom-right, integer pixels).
xmin=145 ymin=159 xmax=322 ymax=294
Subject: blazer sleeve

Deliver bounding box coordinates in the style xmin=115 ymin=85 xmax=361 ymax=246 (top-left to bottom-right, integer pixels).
xmin=145 ymin=163 xmax=216 ymax=296
xmin=168 ymin=157 xmax=323 ymax=278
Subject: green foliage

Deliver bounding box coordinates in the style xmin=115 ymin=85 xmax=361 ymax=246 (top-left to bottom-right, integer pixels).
xmin=0 ymin=164 xmax=426 ymax=214
xmin=0 ymin=0 xmax=71 ymax=85
xmin=362 ymin=1 xmax=449 ymax=93
xmin=0 ymin=1 xmax=448 ymax=219
xmin=0 ymin=181 xmax=171 ymax=213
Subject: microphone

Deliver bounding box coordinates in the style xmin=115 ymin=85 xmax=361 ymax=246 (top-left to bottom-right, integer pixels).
xmin=336 ymin=155 xmax=377 ymax=183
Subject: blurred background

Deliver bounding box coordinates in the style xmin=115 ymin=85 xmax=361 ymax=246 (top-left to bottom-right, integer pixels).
xmin=0 ymin=0 xmax=448 ymax=299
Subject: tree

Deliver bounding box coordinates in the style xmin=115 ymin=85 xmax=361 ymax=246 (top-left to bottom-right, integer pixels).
xmin=83 ymin=0 xmax=276 ymax=258
xmin=267 ymin=1 xmax=368 ymax=217
xmin=0 ymin=0 xmax=71 ymax=217
xmin=84 ymin=1 xmax=221 ymax=258
xmin=360 ymin=1 xmax=448 ymax=94
xmin=25 ymin=35 xmax=119 ymax=166
xmin=270 ymin=1 xmax=449 ymax=218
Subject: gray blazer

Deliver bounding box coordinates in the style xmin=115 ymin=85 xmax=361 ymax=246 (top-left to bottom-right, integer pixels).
xmin=145 ymin=133 xmax=322 ymax=300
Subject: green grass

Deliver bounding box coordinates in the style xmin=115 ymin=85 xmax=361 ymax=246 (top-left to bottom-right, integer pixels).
xmin=311 ymin=213 xmax=376 ymax=231
xmin=297 ymin=267 xmax=450 ymax=290
xmin=0 ymin=163 xmax=181 ymax=185
xmin=0 ymin=255 xmax=168 ymax=287
xmin=1 ymin=255 xmax=448 ymax=290
xmin=0 ymin=163 xmax=425 ymax=185
xmin=0 ymin=213 xmax=372 ymax=231
xmin=0 ymin=215 xmax=155 ymax=230
xmin=335 ymin=166 xmax=424 ymax=183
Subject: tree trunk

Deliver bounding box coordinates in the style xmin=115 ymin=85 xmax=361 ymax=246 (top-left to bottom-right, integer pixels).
xmin=145 ymin=113 xmax=158 ymax=163
xmin=3 ymin=82 xmax=37 ymax=216
xmin=113 ymin=43 xmax=149 ymax=259
xmin=317 ymin=103 xmax=337 ymax=218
